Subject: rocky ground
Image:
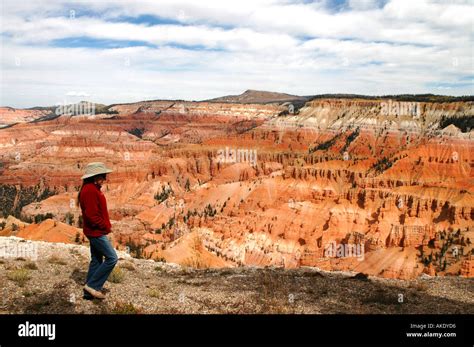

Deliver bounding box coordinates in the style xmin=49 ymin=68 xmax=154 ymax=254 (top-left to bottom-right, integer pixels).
xmin=0 ymin=237 xmax=473 ymax=314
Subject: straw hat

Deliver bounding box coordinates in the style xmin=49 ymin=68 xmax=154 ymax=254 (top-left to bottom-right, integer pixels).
xmin=81 ymin=162 xmax=114 ymax=179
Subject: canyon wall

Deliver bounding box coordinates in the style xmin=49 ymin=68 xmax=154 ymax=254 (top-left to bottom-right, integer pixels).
xmin=0 ymin=97 xmax=472 ymax=279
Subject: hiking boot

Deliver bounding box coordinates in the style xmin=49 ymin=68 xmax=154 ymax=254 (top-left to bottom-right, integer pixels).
xmin=83 ymin=287 xmax=109 ymax=300
xmin=83 ymin=289 xmax=93 ymax=300
xmin=84 ymin=285 xmax=106 ymax=299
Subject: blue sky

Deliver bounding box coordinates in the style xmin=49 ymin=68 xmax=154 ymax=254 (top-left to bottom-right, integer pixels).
xmin=0 ymin=0 xmax=472 ymax=108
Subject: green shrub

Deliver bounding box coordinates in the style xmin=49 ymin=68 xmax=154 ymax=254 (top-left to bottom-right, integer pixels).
xmin=48 ymin=255 xmax=67 ymax=265
xmin=7 ymin=268 xmax=31 ymax=287
xmin=108 ymin=267 xmax=125 ymax=283
xmin=23 ymin=261 xmax=38 ymax=270
xmin=148 ymin=289 xmax=161 ymax=298
xmin=120 ymin=262 xmax=136 ymax=271
xmin=110 ymin=301 xmax=141 ymax=314
xmin=154 ymin=185 xmax=173 ymax=203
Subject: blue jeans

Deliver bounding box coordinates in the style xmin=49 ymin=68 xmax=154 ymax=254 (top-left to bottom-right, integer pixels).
xmin=86 ymin=235 xmax=118 ymax=291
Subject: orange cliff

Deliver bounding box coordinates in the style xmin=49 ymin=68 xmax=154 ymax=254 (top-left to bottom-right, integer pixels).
xmin=0 ymin=96 xmax=473 ymax=279
xmin=0 ymin=216 xmax=81 ymax=244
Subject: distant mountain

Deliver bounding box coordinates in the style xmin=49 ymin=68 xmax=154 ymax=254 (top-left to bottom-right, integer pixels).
xmin=205 ymin=90 xmax=474 ymax=105
xmin=0 ymin=107 xmax=51 ymax=128
xmin=205 ymin=89 xmax=309 ymax=104
xmin=307 ymin=93 xmax=474 ymax=103
xmin=0 ymin=102 xmax=118 ymax=127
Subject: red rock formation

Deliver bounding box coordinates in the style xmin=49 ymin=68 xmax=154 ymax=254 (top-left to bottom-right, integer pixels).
xmin=1 ymin=218 xmax=81 ymax=244
xmin=0 ymin=97 xmax=472 ymax=279
xmin=460 ymin=256 xmax=474 ymax=278
xmin=0 ymin=107 xmax=50 ymax=127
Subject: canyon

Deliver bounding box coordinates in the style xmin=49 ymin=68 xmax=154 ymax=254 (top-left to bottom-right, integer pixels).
xmin=0 ymin=91 xmax=473 ymax=280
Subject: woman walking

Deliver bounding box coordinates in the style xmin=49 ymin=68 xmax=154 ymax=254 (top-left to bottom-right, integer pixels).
xmin=78 ymin=162 xmax=117 ymax=300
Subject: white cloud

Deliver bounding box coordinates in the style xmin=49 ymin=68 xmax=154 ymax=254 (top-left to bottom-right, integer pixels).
xmin=66 ymin=91 xmax=91 ymax=97
xmin=0 ymin=0 xmax=472 ymax=108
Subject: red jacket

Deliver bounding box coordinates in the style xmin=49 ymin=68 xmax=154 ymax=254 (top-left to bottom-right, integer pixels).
xmin=79 ymin=183 xmax=112 ymax=238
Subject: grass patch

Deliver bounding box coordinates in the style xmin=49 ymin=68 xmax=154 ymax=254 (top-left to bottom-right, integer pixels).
xmin=148 ymin=288 xmax=161 ymax=298
xmin=120 ymin=262 xmax=136 ymax=271
xmin=7 ymin=268 xmax=31 ymax=287
xmin=361 ymin=289 xmax=398 ymax=305
xmin=110 ymin=301 xmax=141 ymax=314
xmin=108 ymin=267 xmax=125 ymax=283
xmin=409 ymin=281 xmax=428 ymax=292
xmin=22 ymin=289 xmax=40 ymax=297
xmin=23 ymin=261 xmax=38 ymax=270
xmin=48 ymin=255 xmax=67 ymax=265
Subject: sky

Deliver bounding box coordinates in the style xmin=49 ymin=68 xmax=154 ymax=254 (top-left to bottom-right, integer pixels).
xmin=0 ymin=0 xmax=473 ymax=108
